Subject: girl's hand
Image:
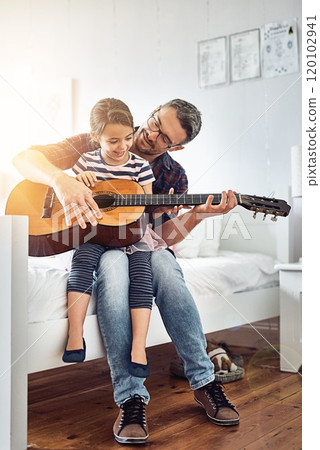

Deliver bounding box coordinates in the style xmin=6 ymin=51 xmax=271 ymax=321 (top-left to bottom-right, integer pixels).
xmin=76 ymin=171 xmax=98 ymax=187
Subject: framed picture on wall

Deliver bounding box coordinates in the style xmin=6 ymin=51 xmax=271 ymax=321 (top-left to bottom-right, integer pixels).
xmin=198 ymin=36 xmax=227 ymax=87
xmin=261 ymin=19 xmax=299 ymax=78
xmin=230 ymin=29 xmax=261 ymax=82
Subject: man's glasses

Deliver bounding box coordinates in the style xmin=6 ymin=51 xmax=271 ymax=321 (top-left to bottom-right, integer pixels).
xmin=147 ymin=109 xmax=176 ymax=149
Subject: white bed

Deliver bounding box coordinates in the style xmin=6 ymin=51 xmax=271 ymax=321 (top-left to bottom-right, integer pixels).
xmin=1 ymin=212 xmax=281 ymax=449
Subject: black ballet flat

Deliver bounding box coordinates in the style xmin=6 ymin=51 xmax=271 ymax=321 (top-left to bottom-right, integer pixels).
xmin=62 ymin=338 xmax=86 ymax=363
xmin=128 ymin=360 xmax=150 ymax=378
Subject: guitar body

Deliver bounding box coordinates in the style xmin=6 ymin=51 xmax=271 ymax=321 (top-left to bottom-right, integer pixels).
xmin=6 ymin=179 xmax=147 ymax=256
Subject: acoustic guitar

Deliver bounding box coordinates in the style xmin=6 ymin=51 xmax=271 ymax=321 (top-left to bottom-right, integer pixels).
xmin=6 ymin=179 xmax=291 ymax=257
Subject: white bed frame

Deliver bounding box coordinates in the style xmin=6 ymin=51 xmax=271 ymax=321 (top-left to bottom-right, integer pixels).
xmin=0 ymin=212 xmax=281 ymax=449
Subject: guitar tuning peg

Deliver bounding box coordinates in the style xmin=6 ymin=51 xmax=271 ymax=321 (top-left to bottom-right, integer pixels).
xmin=271 ymin=215 xmax=278 ymax=222
xmin=253 ymin=211 xmax=257 ymax=219
xmin=263 ymin=213 xmax=267 ymax=221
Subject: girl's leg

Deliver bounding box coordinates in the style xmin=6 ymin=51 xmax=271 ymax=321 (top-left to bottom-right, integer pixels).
xmin=66 ymin=291 xmax=91 ymax=350
xmin=128 ymin=251 xmax=153 ymax=368
xmin=66 ymin=243 xmax=106 ymax=350
xmin=130 ymin=309 xmax=151 ymax=365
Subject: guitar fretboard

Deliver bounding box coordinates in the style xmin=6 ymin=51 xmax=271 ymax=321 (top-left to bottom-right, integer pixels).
xmin=97 ymin=193 xmax=241 ymax=207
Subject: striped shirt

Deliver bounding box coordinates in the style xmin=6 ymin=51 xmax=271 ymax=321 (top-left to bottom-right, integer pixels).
xmin=72 ymin=150 xmax=155 ymax=186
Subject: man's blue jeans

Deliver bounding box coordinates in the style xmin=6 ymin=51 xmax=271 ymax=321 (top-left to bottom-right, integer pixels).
xmin=96 ymin=249 xmax=214 ymax=406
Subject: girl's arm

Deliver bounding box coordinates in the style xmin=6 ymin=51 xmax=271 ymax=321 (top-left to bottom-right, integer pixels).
xmin=143 ymin=182 xmax=153 ymax=195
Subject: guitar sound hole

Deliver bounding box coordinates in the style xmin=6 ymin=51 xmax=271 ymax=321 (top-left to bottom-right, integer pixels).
xmin=93 ymin=191 xmax=116 ymax=212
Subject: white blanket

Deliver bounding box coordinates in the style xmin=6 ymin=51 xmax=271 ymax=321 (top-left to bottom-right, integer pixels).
xmin=27 ymin=250 xmax=278 ymax=323
xmin=177 ymin=250 xmax=278 ymax=299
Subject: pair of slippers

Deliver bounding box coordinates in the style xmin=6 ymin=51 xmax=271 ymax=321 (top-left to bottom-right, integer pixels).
xmin=170 ymin=341 xmax=245 ymax=383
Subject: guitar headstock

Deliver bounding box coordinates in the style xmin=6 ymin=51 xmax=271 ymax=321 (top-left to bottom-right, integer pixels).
xmin=239 ymin=194 xmax=291 ymax=221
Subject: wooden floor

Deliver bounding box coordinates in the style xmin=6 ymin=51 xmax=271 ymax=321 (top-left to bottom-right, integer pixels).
xmin=28 ymin=322 xmax=302 ymax=449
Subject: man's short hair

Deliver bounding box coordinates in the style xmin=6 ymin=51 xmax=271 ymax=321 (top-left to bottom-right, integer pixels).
xmin=162 ymin=99 xmax=202 ymax=144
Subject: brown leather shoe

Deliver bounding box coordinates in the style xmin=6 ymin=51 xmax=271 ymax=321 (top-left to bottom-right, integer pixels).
xmin=194 ymin=381 xmax=239 ymax=426
xmin=113 ymin=395 xmax=149 ymax=444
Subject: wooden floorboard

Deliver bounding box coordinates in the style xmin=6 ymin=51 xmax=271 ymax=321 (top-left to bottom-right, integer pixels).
xmin=27 ymin=322 xmax=302 ymax=449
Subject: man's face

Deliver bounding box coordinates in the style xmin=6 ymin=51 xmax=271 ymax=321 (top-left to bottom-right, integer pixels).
xmin=134 ymin=106 xmax=187 ymax=158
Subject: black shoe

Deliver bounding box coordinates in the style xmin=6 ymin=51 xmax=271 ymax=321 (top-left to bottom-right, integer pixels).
xmin=128 ymin=361 xmax=150 ymax=378
xmin=113 ymin=395 xmax=149 ymax=444
xmin=62 ymin=338 xmax=86 ymax=363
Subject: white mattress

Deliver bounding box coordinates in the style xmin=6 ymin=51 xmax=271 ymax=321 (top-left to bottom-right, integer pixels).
xmin=177 ymin=250 xmax=278 ymax=299
xmin=27 ymin=250 xmax=278 ymax=324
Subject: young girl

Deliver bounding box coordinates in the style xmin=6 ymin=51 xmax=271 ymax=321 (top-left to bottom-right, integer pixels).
xmin=62 ymin=98 xmax=167 ymax=377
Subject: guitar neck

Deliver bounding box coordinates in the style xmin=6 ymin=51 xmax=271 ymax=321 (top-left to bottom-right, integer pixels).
xmin=110 ymin=193 xmax=242 ymax=207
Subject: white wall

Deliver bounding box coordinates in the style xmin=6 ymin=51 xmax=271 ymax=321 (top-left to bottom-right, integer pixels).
xmin=0 ymin=0 xmax=301 ymax=255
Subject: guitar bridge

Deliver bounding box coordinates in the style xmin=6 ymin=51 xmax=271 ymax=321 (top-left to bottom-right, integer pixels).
xmin=42 ymin=187 xmax=55 ymax=218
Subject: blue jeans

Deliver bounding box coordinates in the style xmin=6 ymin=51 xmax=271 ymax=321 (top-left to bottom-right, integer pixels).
xmin=95 ymin=249 xmax=214 ymax=406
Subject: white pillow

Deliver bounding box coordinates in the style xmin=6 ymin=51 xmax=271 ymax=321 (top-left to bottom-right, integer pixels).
xmin=28 ymin=250 xmax=74 ymax=271
xmin=172 ymin=215 xmax=222 ymax=258
xmin=198 ymin=216 xmax=223 ymax=257
xmin=172 ymin=225 xmax=203 ymax=258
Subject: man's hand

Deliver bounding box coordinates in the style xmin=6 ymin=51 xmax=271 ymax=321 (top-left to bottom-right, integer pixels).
xmin=193 ymin=190 xmax=237 ymax=217
xmin=53 ymin=172 xmax=102 ymax=229
xmin=156 ymin=190 xmax=237 ymax=247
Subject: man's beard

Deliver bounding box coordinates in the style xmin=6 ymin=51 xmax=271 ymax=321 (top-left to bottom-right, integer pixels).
xmin=134 ymin=127 xmax=158 ymax=155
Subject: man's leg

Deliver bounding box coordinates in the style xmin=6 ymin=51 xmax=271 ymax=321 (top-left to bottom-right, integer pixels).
xmin=152 ymin=250 xmax=239 ymax=426
xmin=95 ymin=249 xmax=150 ymax=444
xmin=95 ymin=249 xmax=149 ymax=405
xmin=151 ymin=250 xmax=214 ymax=389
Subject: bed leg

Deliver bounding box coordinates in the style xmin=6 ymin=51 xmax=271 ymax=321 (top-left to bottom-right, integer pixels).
xmin=0 ymin=216 xmax=28 ymax=450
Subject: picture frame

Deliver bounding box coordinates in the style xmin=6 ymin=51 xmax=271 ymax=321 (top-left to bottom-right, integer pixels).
xmin=230 ymin=29 xmax=261 ymax=82
xmin=198 ymin=36 xmax=227 ymax=87
xmin=261 ymin=19 xmax=299 ymax=78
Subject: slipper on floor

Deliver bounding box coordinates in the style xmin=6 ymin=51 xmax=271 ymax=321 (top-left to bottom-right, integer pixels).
xmin=169 ymin=353 xmax=245 ymax=383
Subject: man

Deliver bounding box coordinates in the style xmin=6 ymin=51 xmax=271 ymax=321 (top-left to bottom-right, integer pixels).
xmin=14 ymin=99 xmax=239 ymax=444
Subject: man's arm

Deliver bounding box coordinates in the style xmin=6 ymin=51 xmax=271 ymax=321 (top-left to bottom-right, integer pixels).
xmin=13 ymin=135 xmax=102 ymax=228
xmin=156 ymin=190 xmax=237 ymax=247
xmin=13 ymin=149 xmax=71 ymax=186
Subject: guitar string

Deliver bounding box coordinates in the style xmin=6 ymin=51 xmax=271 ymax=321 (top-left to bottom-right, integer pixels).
xmin=112 ymin=193 xmax=284 ymax=218
xmin=113 ymin=193 xmax=224 ymax=207
xmin=54 ymin=191 xmax=284 ymax=218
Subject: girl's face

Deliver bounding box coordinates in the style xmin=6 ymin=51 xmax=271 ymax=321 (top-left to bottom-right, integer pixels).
xmin=95 ymin=123 xmax=134 ymax=165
